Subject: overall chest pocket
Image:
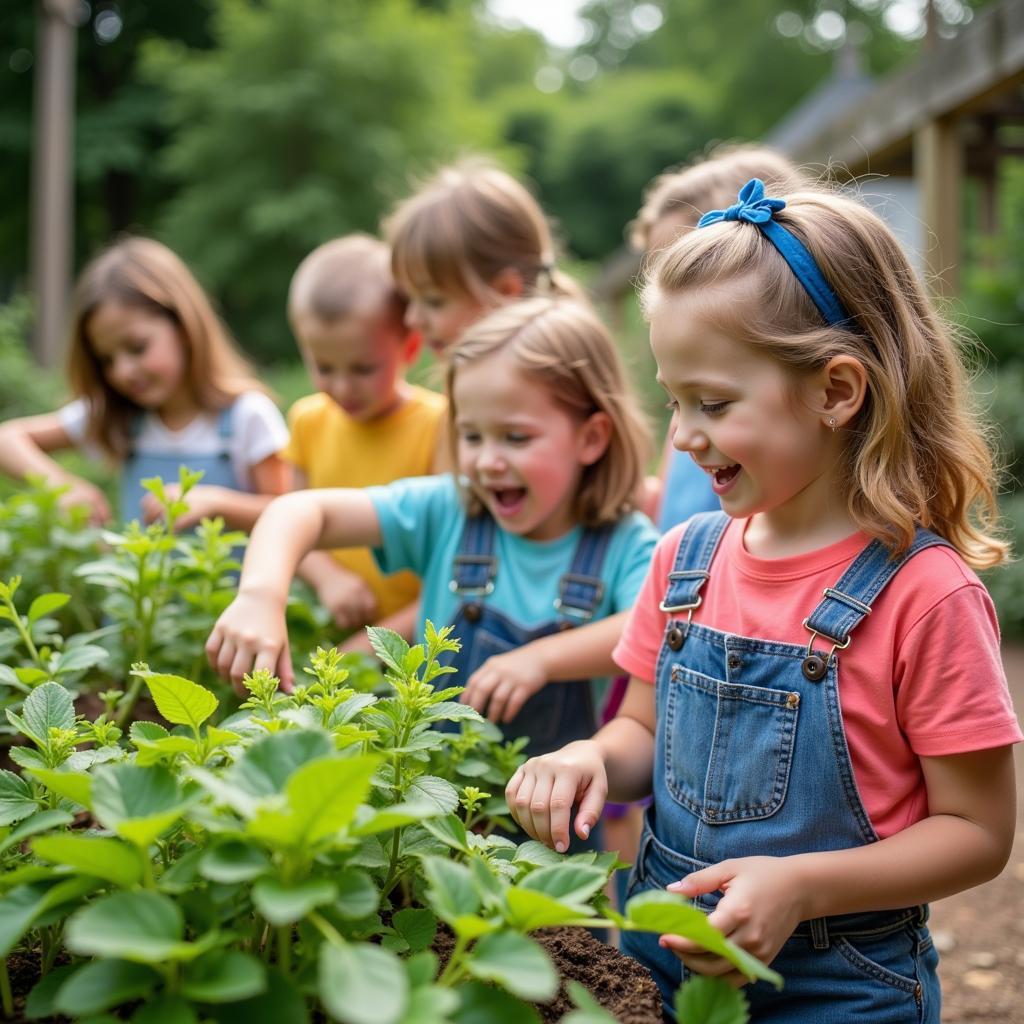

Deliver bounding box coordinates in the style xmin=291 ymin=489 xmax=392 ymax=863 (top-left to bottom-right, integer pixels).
xmin=663 ymin=663 xmax=799 ymax=823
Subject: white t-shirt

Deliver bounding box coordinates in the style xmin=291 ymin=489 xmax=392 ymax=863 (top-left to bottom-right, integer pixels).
xmin=58 ymin=392 xmax=289 ymax=492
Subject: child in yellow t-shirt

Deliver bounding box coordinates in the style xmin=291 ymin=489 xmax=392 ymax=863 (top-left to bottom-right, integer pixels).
xmin=284 ymin=234 xmax=447 ymax=650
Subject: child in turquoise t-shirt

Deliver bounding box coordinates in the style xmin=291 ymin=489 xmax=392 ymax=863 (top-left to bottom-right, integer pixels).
xmin=206 ymin=298 xmax=657 ymax=758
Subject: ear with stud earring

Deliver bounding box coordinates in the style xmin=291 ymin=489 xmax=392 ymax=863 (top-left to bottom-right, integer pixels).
xmin=827 ymin=416 xmax=838 ymax=432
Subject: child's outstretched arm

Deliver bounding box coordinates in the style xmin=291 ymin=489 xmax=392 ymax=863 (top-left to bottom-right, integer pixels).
xmin=662 ymin=744 xmax=1017 ymax=984
xmin=0 ymin=412 xmax=111 ymax=523
xmin=205 ymin=488 xmax=382 ymax=689
xmin=506 ymin=676 xmax=656 ymax=852
xmin=461 ymin=611 xmax=630 ymax=723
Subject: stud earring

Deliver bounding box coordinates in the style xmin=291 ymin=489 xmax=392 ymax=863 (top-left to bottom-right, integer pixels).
xmin=827 ymin=416 xmax=838 ymax=432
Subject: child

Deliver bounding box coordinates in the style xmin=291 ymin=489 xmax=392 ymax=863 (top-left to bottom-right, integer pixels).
xmin=384 ymin=159 xmax=582 ymax=357
xmin=506 ymin=180 xmax=1021 ymax=1021
xmin=631 ymin=144 xmax=808 ymax=532
xmin=283 ymin=234 xmax=447 ymax=642
xmin=0 ymin=237 xmax=289 ymax=527
xmin=206 ymin=298 xmax=658 ymax=762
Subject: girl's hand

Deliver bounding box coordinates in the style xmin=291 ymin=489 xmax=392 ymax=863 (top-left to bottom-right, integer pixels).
xmin=205 ymin=589 xmax=294 ymax=694
xmin=660 ymin=856 xmax=806 ymax=983
xmin=59 ymin=479 xmax=111 ymax=525
xmin=505 ymin=740 xmax=607 ymax=853
xmin=461 ymin=647 xmax=546 ymax=723
xmin=314 ymin=564 xmax=378 ymax=631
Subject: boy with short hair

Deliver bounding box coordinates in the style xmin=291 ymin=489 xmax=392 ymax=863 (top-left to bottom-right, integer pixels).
xmin=284 ymin=234 xmax=446 ymax=646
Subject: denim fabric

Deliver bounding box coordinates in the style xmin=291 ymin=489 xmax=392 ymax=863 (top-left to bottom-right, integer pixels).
xmin=119 ymin=408 xmax=238 ymax=524
xmin=623 ymin=511 xmax=945 ymax=1022
xmin=442 ymin=514 xmax=610 ymax=758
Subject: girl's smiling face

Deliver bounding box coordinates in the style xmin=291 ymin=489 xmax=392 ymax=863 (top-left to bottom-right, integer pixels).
xmin=87 ymin=302 xmax=190 ymax=413
xmin=452 ymin=350 xmax=610 ymax=541
xmin=649 ymin=287 xmax=840 ymax=537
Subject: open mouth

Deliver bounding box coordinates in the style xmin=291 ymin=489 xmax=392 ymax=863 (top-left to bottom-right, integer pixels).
xmin=489 ymin=487 xmax=527 ymax=515
xmin=701 ymin=463 xmax=741 ymax=495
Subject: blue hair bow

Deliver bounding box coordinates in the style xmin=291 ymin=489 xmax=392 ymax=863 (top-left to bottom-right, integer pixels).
xmin=697 ymin=178 xmax=852 ymax=329
xmin=697 ymin=178 xmax=786 ymax=228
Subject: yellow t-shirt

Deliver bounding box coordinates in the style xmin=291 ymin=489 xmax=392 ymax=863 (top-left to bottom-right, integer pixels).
xmin=283 ymin=386 xmax=448 ymax=618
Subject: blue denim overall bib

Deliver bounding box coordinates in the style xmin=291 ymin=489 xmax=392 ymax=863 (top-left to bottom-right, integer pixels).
xmin=119 ymin=407 xmax=239 ymax=525
xmin=443 ymin=513 xmax=613 ymax=758
xmin=621 ymin=512 xmax=943 ymax=1023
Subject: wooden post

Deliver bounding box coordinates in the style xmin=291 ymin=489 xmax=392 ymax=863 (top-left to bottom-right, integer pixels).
xmin=30 ymin=0 xmax=78 ymax=369
xmin=913 ymin=117 xmax=962 ymax=297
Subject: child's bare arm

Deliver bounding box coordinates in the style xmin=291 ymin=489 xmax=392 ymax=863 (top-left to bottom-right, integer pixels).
xmin=206 ymin=489 xmax=382 ymax=687
xmin=668 ymin=744 xmax=1016 ymax=982
xmin=339 ymin=599 xmax=419 ymax=655
xmin=0 ymin=412 xmax=110 ymax=523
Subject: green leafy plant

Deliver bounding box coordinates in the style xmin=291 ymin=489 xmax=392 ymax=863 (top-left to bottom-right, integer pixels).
xmin=0 ymin=622 xmax=780 ymax=1023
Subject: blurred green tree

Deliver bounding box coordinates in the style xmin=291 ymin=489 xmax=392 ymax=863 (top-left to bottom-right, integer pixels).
xmin=142 ymin=0 xmax=502 ymax=358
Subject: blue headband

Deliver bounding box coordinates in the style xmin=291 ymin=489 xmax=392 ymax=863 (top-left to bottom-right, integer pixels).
xmin=697 ymin=178 xmax=852 ymax=329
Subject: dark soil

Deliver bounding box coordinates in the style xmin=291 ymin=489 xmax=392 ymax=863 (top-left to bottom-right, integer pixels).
xmin=432 ymin=925 xmax=662 ymax=1023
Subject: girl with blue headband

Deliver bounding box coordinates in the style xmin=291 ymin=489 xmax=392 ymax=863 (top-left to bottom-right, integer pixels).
xmin=507 ymin=181 xmax=1021 ymax=1021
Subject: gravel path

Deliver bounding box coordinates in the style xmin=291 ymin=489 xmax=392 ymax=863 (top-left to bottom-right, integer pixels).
xmin=929 ymin=644 xmax=1024 ymax=1022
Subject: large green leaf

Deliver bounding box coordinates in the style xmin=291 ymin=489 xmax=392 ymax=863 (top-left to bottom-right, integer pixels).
xmin=675 ymin=976 xmax=750 ymax=1024
xmin=247 ymin=754 xmax=378 ymax=848
xmin=625 ymin=891 xmax=782 ymax=987
xmin=504 ymin=888 xmax=598 ymax=932
xmin=24 ymin=963 xmax=77 ymax=1020
xmin=0 ymin=768 xmax=38 ymax=826
xmin=405 ymin=775 xmax=459 ymax=814
xmin=131 ymin=994 xmax=199 ymax=1024
xmin=200 ymin=969 xmax=308 ymax=1024
xmin=28 ymin=592 xmax=70 ymax=625
xmin=137 ymin=669 xmax=218 ymax=730
xmin=319 ymin=942 xmax=408 ymax=1024
xmin=32 ymin=834 xmax=142 ymax=887
xmin=334 ymin=868 xmax=379 ymax=919
xmin=0 ymin=876 xmax=97 ymax=957
xmin=228 ymin=729 xmax=333 ymax=798
xmin=26 ymin=767 xmax=92 ymax=810
xmin=518 ymin=864 xmax=608 ymax=906
xmin=451 ymin=980 xmax=540 ymax=1024
xmin=23 ymin=681 xmax=75 ymax=739
xmin=52 ymin=959 xmax=159 ymax=1015
xmin=0 ymin=808 xmax=74 ymax=855
xmin=252 ymin=877 xmax=337 ymax=925
xmin=350 ymin=800 xmax=439 ymax=836
xmin=421 ymin=857 xmax=480 ymax=921
xmin=199 ymin=841 xmax=270 ymax=883
xmin=65 ymin=890 xmax=213 ymax=964
xmin=465 ymin=931 xmax=557 ymax=1001
xmin=391 ymin=908 xmax=436 ymax=954
xmin=366 ymin=627 xmax=410 ymax=676
xmin=421 ymin=813 xmax=470 ymax=853
xmin=181 ymin=950 xmax=266 ymax=1003
xmin=91 ymin=762 xmax=187 ymax=847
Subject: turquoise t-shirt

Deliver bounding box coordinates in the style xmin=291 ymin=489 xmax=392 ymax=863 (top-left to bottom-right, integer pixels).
xmin=368 ymin=474 xmax=658 ymax=642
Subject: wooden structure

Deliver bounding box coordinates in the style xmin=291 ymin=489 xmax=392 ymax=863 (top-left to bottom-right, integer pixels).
xmin=778 ymin=0 xmax=1024 ymax=296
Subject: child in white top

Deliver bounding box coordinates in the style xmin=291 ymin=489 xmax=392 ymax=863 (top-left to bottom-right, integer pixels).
xmin=0 ymin=237 xmax=289 ymax=526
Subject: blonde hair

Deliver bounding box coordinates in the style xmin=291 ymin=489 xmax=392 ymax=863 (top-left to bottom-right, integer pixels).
xmin=287 ymin=234 xmax=405 ymax=334
xmin=445 ymin=298 xmax=651 ymax=527
xmin=68 ymin=237 xmax=267 ymax=459
xmin=630 ymin=143 xmax=809 ymax=251
xmin=384 ymin=159 xmax=583 ymax=305
xmin=644 ymin=187 xmax=1007 ymax=569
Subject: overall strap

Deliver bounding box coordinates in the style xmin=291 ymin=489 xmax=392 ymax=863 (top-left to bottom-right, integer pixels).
xmin=804 ymin=527 xmax=951 ymax=649
xmin=216 ymin=404 xmax=234 ymax=457
xmin=448 ymin=514 xmax=498 ymax=597
xmin=554 ymin=524 xmax=616 ymax=623
xmin=660 ymin=511 xmax=730 ymax=615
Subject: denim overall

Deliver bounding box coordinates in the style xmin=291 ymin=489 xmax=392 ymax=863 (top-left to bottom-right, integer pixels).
xmin=444 ymin=513 xmax=614 ymax=758
xmin=119 ymin=407 xmax=238 ymax=525
xmin=621 ymin=512 xmax=943 ymax=1023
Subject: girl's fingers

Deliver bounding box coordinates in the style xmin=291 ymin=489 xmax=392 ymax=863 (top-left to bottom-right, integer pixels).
xmin=277 ymin=644 xmax=294 ymax=692
xmin=509 ymin=768 xmax=538 ymax=839
xmin=547 ymin=772 xmax=582 ymax=853
xmin=575 ymin=774 xmax=607 ymax=840
xmin=205 ymin=626 xmax=223 ymax=668
xmin=229 ymin=643 xmax=255 ymax=688
xmin=215 ymin=638 xmax=237 ymax=680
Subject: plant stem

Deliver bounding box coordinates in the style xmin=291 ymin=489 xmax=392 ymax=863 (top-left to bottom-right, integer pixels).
xmin=437 ymin=934 xmax=471 ymax=987
xmin=277 ymin=926 xmax=292 ymax=975
xmin=308 ymin=911 xmax=344 ymax=947
xmin=0 ymin=958 xmax=13 ymax=1019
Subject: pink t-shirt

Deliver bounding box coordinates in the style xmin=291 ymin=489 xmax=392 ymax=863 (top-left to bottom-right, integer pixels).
xmin=613 ymin=518 xmax=1022 ymax=839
